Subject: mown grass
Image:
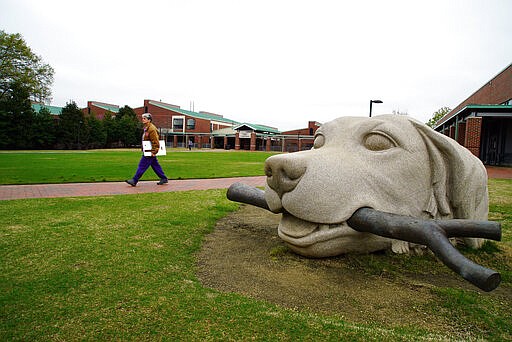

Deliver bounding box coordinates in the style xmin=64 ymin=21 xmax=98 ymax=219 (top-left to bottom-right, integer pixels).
xmin=0 ymin=151 xmax=511 ymax=340
xmin=1 ymin=180 xmax=511 ymax=340
xmin=0 ymin=150 xmax=276 ymax=185
xmin=1 ymin=190 xmax=436 ymax=341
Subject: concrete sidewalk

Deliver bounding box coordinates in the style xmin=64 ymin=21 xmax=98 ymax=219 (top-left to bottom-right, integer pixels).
xmin=0 ymin=176 xmax=266 ymax=201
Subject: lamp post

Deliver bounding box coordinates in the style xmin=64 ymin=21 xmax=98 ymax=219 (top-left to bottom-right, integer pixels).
xmin=369 ymin=100 xmax=383 ymax=117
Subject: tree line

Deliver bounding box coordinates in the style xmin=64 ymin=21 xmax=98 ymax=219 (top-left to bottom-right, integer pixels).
xmin=1 ymin=30 xmax=142 ymax=150
xmin=0 ymin=87 xmax=141 ymax=149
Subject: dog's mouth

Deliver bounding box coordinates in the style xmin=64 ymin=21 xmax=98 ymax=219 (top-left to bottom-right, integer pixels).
xmin=277 ymin=212 xmax=359 ymax=247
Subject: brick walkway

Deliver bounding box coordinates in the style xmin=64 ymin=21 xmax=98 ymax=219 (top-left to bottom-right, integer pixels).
xmin=0 ymin=166 xmax=510 ymax=201
xmin=486 ymin=166 xmax=512 ymax=180
xmin=0 ymin=176 xmax=266 ymax=201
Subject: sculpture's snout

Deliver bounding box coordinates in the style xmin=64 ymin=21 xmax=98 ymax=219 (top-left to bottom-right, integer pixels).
xmin=265 ymin=155 xmax=307 ymax=198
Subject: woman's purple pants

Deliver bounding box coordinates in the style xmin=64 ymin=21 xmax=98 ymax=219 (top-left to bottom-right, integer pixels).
xmin=132 ymin=156 xmax=167 ymax=182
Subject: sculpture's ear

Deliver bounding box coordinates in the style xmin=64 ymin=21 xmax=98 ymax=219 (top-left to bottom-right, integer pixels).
xmin=410 ymin=120 xmax=488 ymax=222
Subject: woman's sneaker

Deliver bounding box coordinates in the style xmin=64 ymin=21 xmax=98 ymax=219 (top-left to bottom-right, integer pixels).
xmin=157 ymin=178 xmax=168 ymax=185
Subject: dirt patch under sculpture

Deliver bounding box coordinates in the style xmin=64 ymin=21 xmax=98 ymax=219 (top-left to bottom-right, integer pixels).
xmin=196 ymin=204 xmax=509 ymax=330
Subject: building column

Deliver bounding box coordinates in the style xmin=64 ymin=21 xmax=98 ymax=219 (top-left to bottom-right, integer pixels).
xmin=173 ymin=135 xmax=178 ymax=148
xmin=457 ymin=122 xmax=466 ymax=146
xmin=464 ymin=117 xmax=483 ymax=158
xmin=265 ymin=137 xmax=271 ymax=151
xmin=449 ymin=125 xmax=456 ymax=139
xmin=223 ymin=136 xmax=228 ymax=150
xmin=235 ymin=132 xmax=240 ymax=150
xmin=250 ymin=132 xmax=256 ymax=151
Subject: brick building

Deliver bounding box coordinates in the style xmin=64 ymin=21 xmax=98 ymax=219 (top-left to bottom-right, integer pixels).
xmin=434 ymin=63 xmax=512 ymax=166
xmin=280 ymin=121 xmax=321 ymax=152
xmin=133 ymin=99 xmax=322 ymax=152
xmin=33 ymin=98 xmax=319 ymax=152
xmin=134 ymin=99 xmax=240 ymax=149
xmin=82 ymin=101 xmax=119 ymax=119
xmin=230 ymin=123 xmax=282 ymax=151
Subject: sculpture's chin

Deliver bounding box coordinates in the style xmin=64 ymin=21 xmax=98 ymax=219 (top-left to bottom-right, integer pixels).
xmin=278 ymin=213 xmax=391 ymax=257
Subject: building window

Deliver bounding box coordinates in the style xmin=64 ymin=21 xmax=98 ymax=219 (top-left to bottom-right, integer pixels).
xmin=186 ymin=118 xmax=195 ymax=130
xmin=173 ymin=118 xmax=183 ymax=129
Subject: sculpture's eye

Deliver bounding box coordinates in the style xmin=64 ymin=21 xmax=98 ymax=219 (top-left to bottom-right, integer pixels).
xmin=313 ymin=134 xmax=325 ymax=149
xmin=363 ymin=132 xmax=397 ymax=151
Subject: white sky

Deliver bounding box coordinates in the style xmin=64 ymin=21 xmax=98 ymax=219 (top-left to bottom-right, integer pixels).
xmin=1 ymin=0 xmax=511 ymax=131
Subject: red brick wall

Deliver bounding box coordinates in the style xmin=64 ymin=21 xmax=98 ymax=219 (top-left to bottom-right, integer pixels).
xmin=281 ymin=121 xmax=320 ymax=151
xmin=282 ymin=121 xmax=320 ymax=135
xmin=464 ymin=117 xmax=483 ymax=157
xmin=134 ymin=100 xmax=231 ymax=134
xmin=82 ymin=101 xmax=117 ymax=120
xmin=140 ymin=100 xmax=174 ymax=128
xmin=446 ymin=65 xmax=512 ymax=120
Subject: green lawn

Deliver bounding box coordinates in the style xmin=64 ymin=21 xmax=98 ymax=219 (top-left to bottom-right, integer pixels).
xmin=0 ymin=150 xmax=276 ymax=185
xmin=0 ymin=151 xmax=511 ymax=340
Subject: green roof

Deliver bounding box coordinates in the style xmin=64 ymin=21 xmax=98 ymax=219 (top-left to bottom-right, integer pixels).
xmin=91 ymin=102 xmax=119 ymax=113
xmin=463 ymin=104 xmax=512 ymax=110
xmin=435 ymin=104 xmax=512 ymax=128
xmin=149 ymin=101 xmax=239 ymax=125
xmin=148 ymin=100 xmax=282 ymax=133
xmin=32 ymin=104 xmax=62 ymax=115
xmin=234 ymin=123 xmax=280 ymax=134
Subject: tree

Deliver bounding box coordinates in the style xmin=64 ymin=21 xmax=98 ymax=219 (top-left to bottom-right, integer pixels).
xmin=84 ymin=114 xmax=106 ymax=149
xmin=117 ymin=106 xmax=140 ymax=147
xmin=57 ymin=101 xmax=86 ymax=149
xmin=102 ymin=113 xmax=117 ymax=148
xmin=426 ymin=106 xmax=451 ymax=128
xmin=0 ymin=80 xmax=35 ymax=149
xmin=32 ymin=106 xmax=57 ymax=149
xmin=0 ymin=30 xmax=55 ymax=104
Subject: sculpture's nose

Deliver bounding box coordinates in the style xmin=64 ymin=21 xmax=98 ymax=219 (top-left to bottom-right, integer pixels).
xmin=265 ymin=155 xmax=307 ymax=198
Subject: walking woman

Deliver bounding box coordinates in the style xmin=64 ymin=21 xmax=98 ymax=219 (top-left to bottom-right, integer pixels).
xmin=126 ymin=113 xmax=169 ymax=186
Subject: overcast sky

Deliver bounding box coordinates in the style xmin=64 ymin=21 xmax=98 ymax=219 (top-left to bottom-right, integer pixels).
xmin=1 ymin=0 xmax=511 ymax=131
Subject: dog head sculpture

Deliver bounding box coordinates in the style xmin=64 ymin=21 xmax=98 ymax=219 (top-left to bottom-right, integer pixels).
xmin=264 ymin=114 xmax=489 ymax=257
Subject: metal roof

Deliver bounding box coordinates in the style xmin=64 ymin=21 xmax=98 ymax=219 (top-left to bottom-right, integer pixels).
xmin=434 ymin=104 xmax=512 ymax=129
xmin=233 ymin=123 xmax=280 ymax=134
xmin=211 ymin=127 xmax=237 ymax=136
xmin=32 ymin=104 xmax=62 ymax=115
xmin=91 ymin=102 xmax=119 ymax=113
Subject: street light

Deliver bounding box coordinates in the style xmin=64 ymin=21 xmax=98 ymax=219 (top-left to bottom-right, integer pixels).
xmin=369 ymin=100 xmax=383 ymax=117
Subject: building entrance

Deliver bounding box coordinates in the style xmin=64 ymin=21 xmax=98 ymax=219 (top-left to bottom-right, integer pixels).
xmin=481 ymin=118 xmax=512 ymax=166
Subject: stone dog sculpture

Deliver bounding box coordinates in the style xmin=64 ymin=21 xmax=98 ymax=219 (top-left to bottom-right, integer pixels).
xmin=227 ymin=114 xmax=501 ymax=291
